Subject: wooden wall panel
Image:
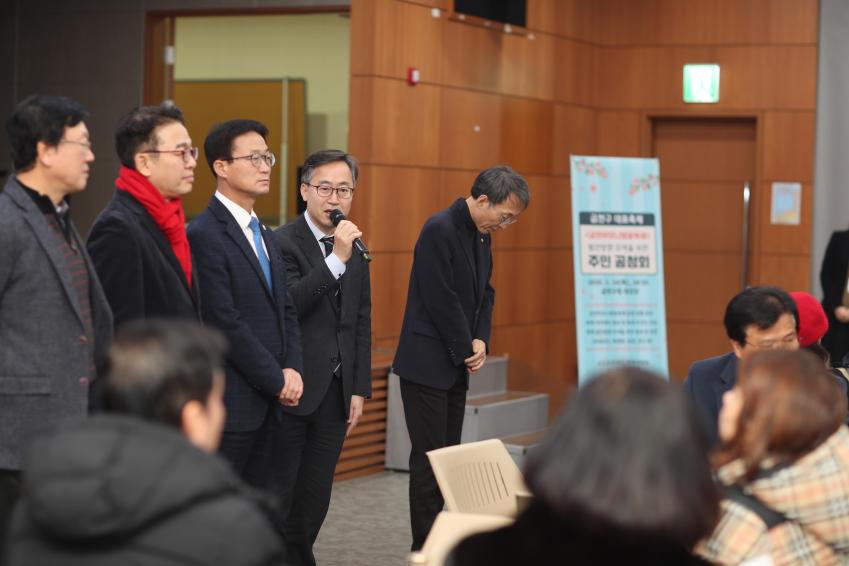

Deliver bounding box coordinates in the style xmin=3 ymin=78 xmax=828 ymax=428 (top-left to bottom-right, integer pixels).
xmin=596 ymin=111 xmax=642 ymax=156
xmin=664 ymin=252 xmax=742 ymax=322
xmin=666 ymin=322 xmax=730 ymax=381
xmin=653 ymin=118 xmax=757 ymax=181
xmin=596 ymin=46 xmax=817 ymax=110
xmin=552 ymin=104 xmax=596 ymax=176
xmin=753 ymin=182 xmax=813 ymax=256
xmin=752 ymin=254 xmax=812 ymax=291
xmin=439 ymin=87 xmax=502 ymax=171
xmin=491 ymin=250 xmax=550 ymax=326
xmin=349 ymin=77 xmax=441 ymax=167
xmin=358 ymin=165 xmax=442 ymax=252
xmin=351 ymin=0 xmax=442 ymax=81
xmin=492 ymin=174 xmax=571 ymax=251
xmin=440 ymin=20 xmax=502 ymax=92
xmin=553 ymin=38 xmax=596 ymax=106
xmin=500 ymin=31 xmax=555 ymax=100
xmin=595 ymin=0 xmax=818 ymax=46
xmin=370 ymin=252 xmax=413 ymax=340
xmin=526 ymin=0 xmax=596 ymax=41
xmin=500 ymin=96 xmax=553 ymax=174
xmin=762 ymin=111 xmax=815 ymax=181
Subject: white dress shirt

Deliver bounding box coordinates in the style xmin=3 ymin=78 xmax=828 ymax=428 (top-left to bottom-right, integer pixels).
xmin=214 ymin=191 xmax=269 ymax=259
xmin=304 ymin=211 xmax=346 ymax=280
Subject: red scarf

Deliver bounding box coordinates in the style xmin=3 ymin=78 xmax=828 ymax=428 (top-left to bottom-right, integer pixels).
xmin=115 ymin=166 xmax=192 ymax=287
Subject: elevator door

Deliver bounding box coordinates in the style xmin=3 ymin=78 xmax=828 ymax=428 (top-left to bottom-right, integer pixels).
xmin=652 ymin=117 xmax=757 ymax=379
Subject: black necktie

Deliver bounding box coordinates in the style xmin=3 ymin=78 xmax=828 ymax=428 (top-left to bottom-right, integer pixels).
xmin=320 ymin=236 xmax=334 ymax=258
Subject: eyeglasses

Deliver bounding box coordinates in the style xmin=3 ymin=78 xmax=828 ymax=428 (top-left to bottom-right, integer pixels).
xmin=307 ymin=183 xmax=355 ymax=199
xmin=498 ymin=214 xmax=518 ymax=227
xmin=142 ymin=147 xmax=199 ymax=163
xmin=59 ymin=138 xmax=93 ymax=151
xmin=228 ymin=152 xmax=276 ymax=169
xmin=744 ymin=333 xmax=799 ymax=350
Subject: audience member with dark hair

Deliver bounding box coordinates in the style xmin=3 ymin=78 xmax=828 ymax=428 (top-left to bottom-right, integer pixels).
xmin=87 ymin=103 xmax=200 ymax=329
xmin=697 ymin=349 xmax=849 ymax=565
xmin=684 ymin=285 xmax=799 ymax=443
xmin=447 ymin=367 xmax=718 ymax=566
xmin=3 ymin=320 xmax=288 ymax=566
xmin=0 ymin=94 xmax=113 ymax=553
xmin=820 ymin=227 xmax=849 ymax=365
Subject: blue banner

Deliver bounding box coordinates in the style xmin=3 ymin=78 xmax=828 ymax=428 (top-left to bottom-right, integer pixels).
xmin=570 ymin=156 xmax=669 ymax=384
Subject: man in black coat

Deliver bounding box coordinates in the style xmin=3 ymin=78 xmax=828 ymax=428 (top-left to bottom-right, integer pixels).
xmin=187 ymin=120 xmax=303 ymax=488
xmin=4 ymin=320 xmax=288 ymax=566
xmin=272 ymin=149 xmax=372 ymax=565
xmin=87 ymin=104 xmax=200 ymax=329
xmin=393 ymin=165 xmax=530 ymax=550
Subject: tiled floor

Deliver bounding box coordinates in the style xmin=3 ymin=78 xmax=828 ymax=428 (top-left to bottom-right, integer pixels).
xmin=314 ymin=471 xmax=412 ymax=566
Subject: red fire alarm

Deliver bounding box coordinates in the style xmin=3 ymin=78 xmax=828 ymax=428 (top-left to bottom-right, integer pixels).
xmin=407 ymin=67 xmax=420 ymax=86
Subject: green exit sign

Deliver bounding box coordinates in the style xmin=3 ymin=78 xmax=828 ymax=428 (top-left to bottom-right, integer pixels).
xmin=683 ymin=64 xmax=720 ymax=103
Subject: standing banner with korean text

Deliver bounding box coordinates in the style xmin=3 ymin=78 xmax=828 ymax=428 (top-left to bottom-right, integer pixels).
xmin=570 ymin=156 xmax=669 ymax=384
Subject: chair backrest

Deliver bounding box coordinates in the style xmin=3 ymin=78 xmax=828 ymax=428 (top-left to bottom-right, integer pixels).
xmin=426 ymin=438 xmax=530 ymax=517
xmin=419 ymin=511 xmax=513 ymax=566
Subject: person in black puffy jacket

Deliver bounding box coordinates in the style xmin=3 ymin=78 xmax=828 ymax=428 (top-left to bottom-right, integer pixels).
xmin=3 ymin=319 xmax=288 ymax=566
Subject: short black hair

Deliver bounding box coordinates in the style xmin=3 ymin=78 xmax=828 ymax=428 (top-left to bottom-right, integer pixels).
xmin=300 ymin=149 xmax=358 ymax=185
xmin=203 ymin=119 xmax=269 ymax=177
xmin=115 ymin=103 xmax=185 ymax=170
xmin=524 ymin=367 xmax=719 ymax=548
xmin=5 ymin=94 xmax=88 ymax=171
xmin=470 ymin=164 xmax=530 ymax=208
xmin=99 ymin=319 xmax=227 ymax=429
xmin=724 ymin=286 xmax=799 ymax=345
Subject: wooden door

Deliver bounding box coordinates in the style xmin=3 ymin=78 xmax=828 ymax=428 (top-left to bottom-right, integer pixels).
xmin=652 ymin=118 xmax=756 ymax=379
xmin=172 ymin=79 xmax=306 ymax=225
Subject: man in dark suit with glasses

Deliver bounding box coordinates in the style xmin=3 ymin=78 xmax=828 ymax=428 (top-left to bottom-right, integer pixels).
xmin=272 ymin=149 xmax=372 ymax=565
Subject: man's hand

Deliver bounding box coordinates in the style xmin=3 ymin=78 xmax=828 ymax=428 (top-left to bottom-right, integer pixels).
xmin=836 ymin=306 xmax=849 ymax=323
xmin=346 ymin=395 xmax=365 ymax=437
xmin=278 ymin=368 xmax=303 ymax=406
xmin=332 ymin=220 xmax=363 ymax=264
xmin=465 ymin=339 xmax=487 ymax=373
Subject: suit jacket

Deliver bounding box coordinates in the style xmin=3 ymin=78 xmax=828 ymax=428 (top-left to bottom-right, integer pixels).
xmin=821 ymin=229 xmax=849 ymax=364
xmin=0 ymin=176 xmax=113 ymax=469
xmin=682 ymin=351 xmax=738 ymax=445
xmin=393 ymin=198 xmax=495 ymax=390
xmin=273 ymin=214 xmax=372 ymax=417
xmin=86 ymin=189 xmax=200 ymax=329
xmin=187 ymin=197 xmax=303 ymax=432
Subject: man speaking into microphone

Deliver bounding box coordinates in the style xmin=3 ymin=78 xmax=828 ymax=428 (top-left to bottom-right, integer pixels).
xmin=273 ymin=149 xmax=371 ymax=565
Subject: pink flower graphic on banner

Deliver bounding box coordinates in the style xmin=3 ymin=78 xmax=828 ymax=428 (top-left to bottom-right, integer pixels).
xmin=574 ymin=159 xmax=609 ymax=182
xmin=628 ymin=173 xmax=659 ymax=196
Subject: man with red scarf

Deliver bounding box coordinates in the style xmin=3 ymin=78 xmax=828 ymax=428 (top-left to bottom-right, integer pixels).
xmin=87 ymin=104 xmax=200 ymax=329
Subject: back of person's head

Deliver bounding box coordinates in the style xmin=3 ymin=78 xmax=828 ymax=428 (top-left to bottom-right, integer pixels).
xmin=115 ymin=103 xmax=184 ymax=169
xmin=300 ymin=149 xmax=358 ymax=185
xmin=716 ymin=349 xmax=846 ymax=479
xmin=524 ymin=367 xmax=718 ymax=548
xmin=5 ymin=94 xmax=88 ymax=171
xmin=203 ymin=119 xmax=268 ymax=176
xmin=724 ymin=286 xmax=798 ymax=345
xmin=470 ymin=164 xmax=530 ymax=208
xmin=99 ymin=319 xmax=227 ymax=451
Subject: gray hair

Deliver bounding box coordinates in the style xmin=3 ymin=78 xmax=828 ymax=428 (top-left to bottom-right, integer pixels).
xmin=471 ymin=164 xmax=530 ymax=208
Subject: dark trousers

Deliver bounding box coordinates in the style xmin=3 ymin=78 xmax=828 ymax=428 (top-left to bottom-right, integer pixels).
xmin=400 ymin=374 xmax=467 ymax=550
xmin=0 ymin=469 xmax=21 ymax=560
xmin=270 ymin=377 xmax=347 ymax=566
xmin=218 ymin=405 xmax=275 ymax=490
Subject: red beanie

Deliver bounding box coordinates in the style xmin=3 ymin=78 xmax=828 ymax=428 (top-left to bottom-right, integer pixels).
xmin=790 ymin=291 xmax=829 ymax=347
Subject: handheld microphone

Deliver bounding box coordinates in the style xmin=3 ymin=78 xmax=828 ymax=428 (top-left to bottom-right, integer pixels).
xmin=329 ymin=209 xmax=372 ymax=263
